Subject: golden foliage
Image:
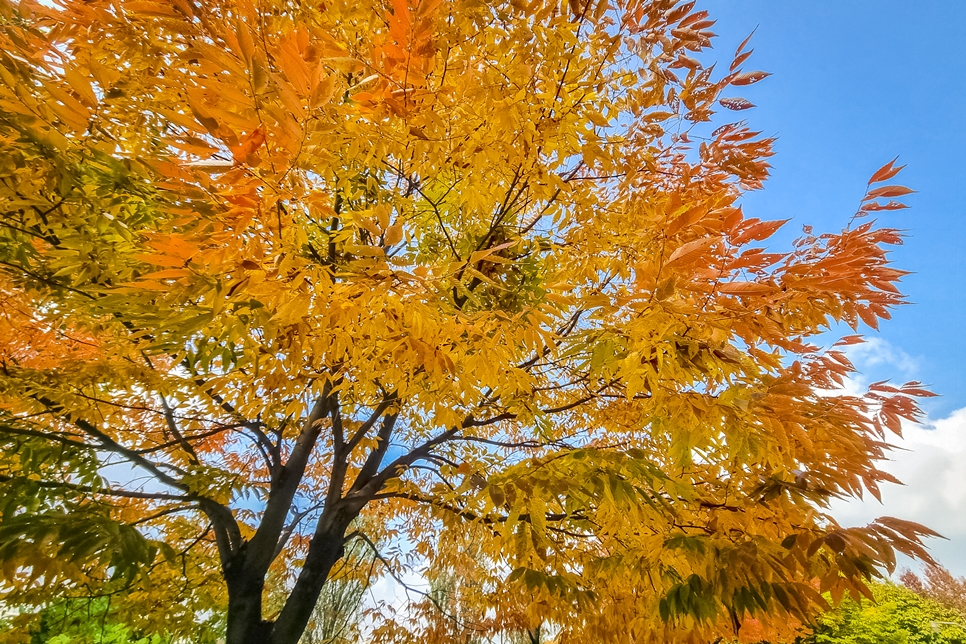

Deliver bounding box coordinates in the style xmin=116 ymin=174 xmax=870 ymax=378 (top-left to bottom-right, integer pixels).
xmin=0 ymin=0 xmax=935 ymax=642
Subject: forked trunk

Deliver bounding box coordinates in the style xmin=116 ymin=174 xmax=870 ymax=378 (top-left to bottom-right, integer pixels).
xmin=223 ymin=513 xmax=357 ymax=644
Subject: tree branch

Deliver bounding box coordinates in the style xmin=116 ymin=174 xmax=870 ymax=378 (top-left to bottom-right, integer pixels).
xmin=0 ymin=422 xmax=95 ymax=450
xmin=271 ymin=502 xmax=325 ymax=564
xmin=159 ymin=394 xmax=200 ymax=464
xmin=348 ymin=412 xmax=398 ymax=495
xmin=244 ymin=392 xmax=330 ymax=578
xmin=34 ymin=395 xmax=188 ymax=492
xmin=31 ymin=396 xmax=242 ymax=560
xmin=345 ymin=394 xmax=397 ymax=454
xmin=346 ymin=530 xmax=486 ymax=633
xmin=0 ymin=474 xmax=192 ymax=501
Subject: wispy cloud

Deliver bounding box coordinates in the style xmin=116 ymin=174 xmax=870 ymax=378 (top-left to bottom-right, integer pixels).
xmin=846 ymin=336 xmax=921 ymax=378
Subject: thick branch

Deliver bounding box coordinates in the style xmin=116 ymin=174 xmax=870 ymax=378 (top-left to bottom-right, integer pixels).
xmin=271 ymin=505 xmax=357 ymax=644
xmin=142 ymin=353 xmax=200 ymax=464
xmin=270 ymin=398 xmax=394 ymax=643
xmin=244 ymin=394 xmax=329 ymax=578
xmin=347 ymin=412 xmax=398 ymax=495
xmin=0 ymin=422 xmax=95 ymax=450
xmin=35 ymin=395 xmax=187 ymax=492
xmin=159 ymin=394 xmax=200 ymax=464
xmin=32 ymin=396 xmax=242 ymax=560
xmin=345 ymin=395 xmax=397 ymax=454
xmin=134 ymin=424 xmax=243 ymax=455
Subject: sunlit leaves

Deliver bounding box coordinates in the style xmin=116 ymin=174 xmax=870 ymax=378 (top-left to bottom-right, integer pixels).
xmin=0 ymin=0 xmax=933 ymax=642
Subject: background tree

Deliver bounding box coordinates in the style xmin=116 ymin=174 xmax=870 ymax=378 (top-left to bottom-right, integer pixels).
xmin=0 ymin=597 xmax=177 ymax=644
xmin=902 ymin=567 xmax=966 ymax=617
xmin=0 ymin=0 xmax=938 ymax=643
xmin=804 ymin=582 xmax=966 ymax=644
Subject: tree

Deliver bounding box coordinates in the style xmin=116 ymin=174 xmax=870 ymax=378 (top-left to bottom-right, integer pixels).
xmin=0 ymin=597 xmax=175 ymax=644
xmin=804 ymin=582 xmax=966 ymax=644
xmin=0 ymin=0 xmax=939 ymax=643
xmin=901 ymin=566 xmax=966 ymax=617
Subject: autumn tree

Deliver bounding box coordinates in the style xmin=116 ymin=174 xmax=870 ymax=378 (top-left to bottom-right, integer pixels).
xmin=0 ymin=0 xmax=939 ymax=642
xmin=902 ymin=566 xmax=966 ymax=617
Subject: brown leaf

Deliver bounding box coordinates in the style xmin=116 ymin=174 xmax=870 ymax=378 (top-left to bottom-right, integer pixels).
xmin=731 ymin=71 xmax=771 ymax=86
xmin=719 ymin=97 xmax=756 ymax=111
xmin=735 ymin=26 xmax=758 ymax=57
xmin=860 ymin=200 xmax=909 ymax=212
xmin=730 ymin=50 xmax=754 ymax=72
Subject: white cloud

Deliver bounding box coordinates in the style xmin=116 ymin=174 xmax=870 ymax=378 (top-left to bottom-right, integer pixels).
xmin=828 ymin=406 xmax=966 ymax=577
xmin=824 ymin=338 xmax=966 ymax=577
xmin=365 ymin=565 xmax=428 ymax=610
xmin=828 ymin=336 xmax=920 ymax=397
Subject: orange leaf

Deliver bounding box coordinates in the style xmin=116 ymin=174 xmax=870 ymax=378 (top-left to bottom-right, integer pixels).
xmin=231 ymin=127 xmax=266 ymax=162
xmin=666 ymin=205 xmax=707 ymax=237
xmin=666 ymin=1 xmax=696 ymax=24
xmin=899 ymin=382 xmax=938 ymax=398
xmin=733 ymin=219 xmax=789 ymax=244
xmin=390 ymin=0 xmax=412 ymax=36
xmin=857 ymin=306 xmax=880 ymax=330
xmin=665 ymin=235 xmax=719 ymax=266
xmin=717 ymin=281 xmax=777 ymax=295
xmin=64 ymin=67 xmax=97 ymax=107
xmin=831 ymin=335 xmax=864 ymax=347
xmin=868 ymin=156 xmax=905 ymax=184
xmin=864 ymin=185 xmax=915 ymax=201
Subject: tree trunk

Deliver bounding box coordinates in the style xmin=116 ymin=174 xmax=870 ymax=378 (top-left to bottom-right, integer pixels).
xmin=225 ymin=554 xmax=273 ymax=644
xmin=220 ymin=510 xmax=359 ymax=644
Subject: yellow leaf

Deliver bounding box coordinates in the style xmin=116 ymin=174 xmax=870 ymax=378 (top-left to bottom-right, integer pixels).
xmin=384 ymin=223 xmax=404 ymax=247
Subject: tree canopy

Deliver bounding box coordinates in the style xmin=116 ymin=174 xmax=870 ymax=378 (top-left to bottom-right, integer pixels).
xmin=0 ymin=0 xmax=938 ymax=643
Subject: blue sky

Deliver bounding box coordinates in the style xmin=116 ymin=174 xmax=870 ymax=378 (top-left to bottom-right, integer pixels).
xmin=708 ymin=2 xmax=966 ymax=575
